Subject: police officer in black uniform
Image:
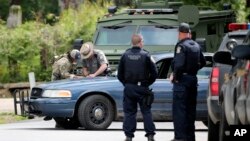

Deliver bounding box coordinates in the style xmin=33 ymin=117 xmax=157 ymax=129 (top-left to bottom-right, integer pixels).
xmin=170 ymin=23 xmax=206 ymax=141
xmin=118 ymin=34 xmax=158 ymax=141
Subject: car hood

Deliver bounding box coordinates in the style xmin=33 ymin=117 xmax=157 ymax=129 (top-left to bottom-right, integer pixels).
xmin=36 ymin=77 xmax=120 ymax=90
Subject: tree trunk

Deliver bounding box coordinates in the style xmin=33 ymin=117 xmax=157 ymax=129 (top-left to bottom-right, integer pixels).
xmin=58 ymin=0 xmax=83 ymax=11
xmin=40 ymin=48 xmax=49 ymax=70
xmin=7 ymin=5 xmax=22 ymax=28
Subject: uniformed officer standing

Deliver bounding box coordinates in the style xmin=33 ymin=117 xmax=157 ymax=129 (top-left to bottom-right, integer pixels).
xmin=170 ymin=23 xmax=206 ymax=141
xmin=51 ymin=49 xmax=81 ymax=81
xmin=80 ymin=42 xmax=110 ymax=77
xmin=117 ymin=34 xmax=158 ymax=141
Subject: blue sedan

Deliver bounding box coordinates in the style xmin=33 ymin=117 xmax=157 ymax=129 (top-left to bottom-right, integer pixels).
xmin=29 ymin=52 xmax=213 ymax=129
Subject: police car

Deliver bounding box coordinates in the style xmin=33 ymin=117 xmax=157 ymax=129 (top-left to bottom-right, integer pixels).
xmin=28 ymin=52 xmax=213 ymax=130
xmin=207 ymin=23 xmax=248 ymax=141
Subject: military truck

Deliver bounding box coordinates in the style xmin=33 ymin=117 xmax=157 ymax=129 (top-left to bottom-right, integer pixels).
xmin=89 ymin=0 xmax=236 ymax=70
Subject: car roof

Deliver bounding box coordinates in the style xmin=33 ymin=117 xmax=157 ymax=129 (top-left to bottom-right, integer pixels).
xmin=151 ymin=52 xmax=213 ymax=63
xmin=228 ymin=30 xmax=248 ymax=36
xmin=217 ymin=30 xmax=248 ymax=51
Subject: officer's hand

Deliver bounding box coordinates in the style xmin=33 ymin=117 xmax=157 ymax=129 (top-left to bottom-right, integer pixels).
xmin=169 ymin=73 xmax=178 ymax=83
xmin=87 ymin=74 xmax=96 ymax=78
xmin=74 ymin=76 xmax=83 ymax=79
xmin=169 ymin=73 xmax=174 ymax=83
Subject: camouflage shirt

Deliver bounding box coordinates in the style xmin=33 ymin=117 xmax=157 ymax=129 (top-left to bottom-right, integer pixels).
xmin=51 ymin=54 xmax=74 ymax=81
xmin=82 ymin=49 xmax=108 ymax=75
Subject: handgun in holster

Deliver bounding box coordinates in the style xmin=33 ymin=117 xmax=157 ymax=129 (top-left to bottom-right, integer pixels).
xmin=142 ymin=88 xmax=154 ymax=107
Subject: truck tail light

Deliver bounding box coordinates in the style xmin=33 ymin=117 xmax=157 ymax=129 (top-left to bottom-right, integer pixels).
xmin=210 ymin=67 xmax=220 ymax=96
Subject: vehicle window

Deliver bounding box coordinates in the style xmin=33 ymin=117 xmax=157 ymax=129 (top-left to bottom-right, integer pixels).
xmin=96 ymin=26 xmax=136 ymax=45
xmin=207 ymin=23 xmax=216 ymax=35
xmin=243 ymin=32 xmax=250 ymax=44
xmin=160 ymin=56 xmax=213 ymax=79
xmin=156 ymin=58 xmax=172 ymax=79
xmin=139 ymin=26 xmax=178 ymax=45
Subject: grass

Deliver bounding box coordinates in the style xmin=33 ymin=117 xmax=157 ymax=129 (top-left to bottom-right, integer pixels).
xmin=0 ymin=112 xmax=27 ymax=124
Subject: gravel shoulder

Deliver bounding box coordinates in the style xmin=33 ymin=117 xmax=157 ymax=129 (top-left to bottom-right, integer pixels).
xmin=0 ymin=98 xmax=16 ymax=113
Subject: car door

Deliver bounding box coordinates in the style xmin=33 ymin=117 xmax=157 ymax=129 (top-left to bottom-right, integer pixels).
xmin=151 ymin=58 xmax=174 ymax=121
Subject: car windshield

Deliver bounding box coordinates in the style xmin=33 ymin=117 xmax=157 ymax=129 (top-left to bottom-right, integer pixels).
xmin=139 ymin=25 xmax=178 ymax=45
xmin=95 ymin=25 xmax=179 ymax=46
xmin=95 ymin=26 xmax=136 ymax=45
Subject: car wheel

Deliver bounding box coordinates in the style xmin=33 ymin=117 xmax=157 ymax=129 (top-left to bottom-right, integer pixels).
xmin=54 ymin=117 xmax=80 ymax=129
xmin=219 ymin=102 xmax=230 ymax=141
xmin=207 ymin=115 xmax=219 ymax=141
xmin=78 ymin=95 xmax=115 ymax=130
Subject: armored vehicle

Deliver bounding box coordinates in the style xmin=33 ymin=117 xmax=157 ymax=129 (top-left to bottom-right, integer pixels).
xmin=91 ymin=0 xmax=235 ymax=70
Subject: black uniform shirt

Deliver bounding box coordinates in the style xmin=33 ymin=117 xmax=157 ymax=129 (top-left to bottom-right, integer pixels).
xmin=172 ymin=38 xmax=206 ymax=81
xmin=117 ymin=46 xmax=158 ymax=87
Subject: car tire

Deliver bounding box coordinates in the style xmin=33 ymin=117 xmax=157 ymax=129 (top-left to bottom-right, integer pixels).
xmin=54 ymin=117 xmax=79 ymax=129
xmin=78 ymin=95 xmax=114 ymax=130
xmin=219 ymin=102 xmax=230 ymax=141
xmin=207 ymin=115 xmax=219 ymax=141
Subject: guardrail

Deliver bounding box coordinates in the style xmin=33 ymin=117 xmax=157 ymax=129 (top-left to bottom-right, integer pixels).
xmin=12 ymin=88 xmax=30 ymax=116
xmin=3 ymin=82 xmax=30 ymax=117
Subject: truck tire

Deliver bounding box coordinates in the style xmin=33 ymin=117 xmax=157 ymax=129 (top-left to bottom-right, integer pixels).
xmin=54 ymin=117 xmax=79 ymax=129
xmin=207 ymin=115 xmax=219 ymax=141
xmin=78 ymin=95 xmax=114 ymax=130
xmin=219 ymin=102 xmax=230 ymax=141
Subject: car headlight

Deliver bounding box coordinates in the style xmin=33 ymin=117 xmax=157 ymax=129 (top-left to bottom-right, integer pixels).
xmin=42 ymin=90 xmax=72 ymax=98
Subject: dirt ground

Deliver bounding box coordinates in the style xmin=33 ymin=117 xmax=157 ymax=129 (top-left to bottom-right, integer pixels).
xmin=0 ymin=89 xmax=12 ymax=98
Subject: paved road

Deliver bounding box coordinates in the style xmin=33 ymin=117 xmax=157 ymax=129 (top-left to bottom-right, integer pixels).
xmin=0 ymin=118 xmax=208 ymax=141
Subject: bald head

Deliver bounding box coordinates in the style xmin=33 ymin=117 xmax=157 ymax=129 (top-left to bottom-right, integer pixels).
xmin=131 ymin=34 xmax=143 ymax=47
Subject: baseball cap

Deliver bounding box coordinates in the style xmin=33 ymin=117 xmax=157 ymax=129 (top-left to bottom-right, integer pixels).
xmin=80 ymin=42 xmax=94 ymax=59
xmin=70 ymin=49 xmax=81 ymax=60
xmin=179 ymin=22 xmax=191 ymax=33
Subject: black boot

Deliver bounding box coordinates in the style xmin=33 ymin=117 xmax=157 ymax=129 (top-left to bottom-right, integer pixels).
xmin=148 ymin=135 xmax=155 ymax=141
xmin=125 ymin=137 xmax=132 ymax=141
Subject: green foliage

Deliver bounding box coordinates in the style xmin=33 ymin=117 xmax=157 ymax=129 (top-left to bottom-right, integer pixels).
xmin=0 ymin=0 xmax=9 ymax=20
xmin=0 ymin=2 xmax=110 ymax=83
xmin=20 ymin=0 xmax=60 ymax=22
xmin=182 ymin=0 xmax=249 ymax=22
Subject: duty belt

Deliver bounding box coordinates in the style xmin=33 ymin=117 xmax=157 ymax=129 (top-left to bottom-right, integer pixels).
xmin=183 ymin=73 xmax=196 ymax=76
xmin=126 ymin=81 xmax=148 ymax=87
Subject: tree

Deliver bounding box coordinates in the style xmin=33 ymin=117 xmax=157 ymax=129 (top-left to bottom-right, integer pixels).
xmin=10 ymin=0 xmax=21 ymax=5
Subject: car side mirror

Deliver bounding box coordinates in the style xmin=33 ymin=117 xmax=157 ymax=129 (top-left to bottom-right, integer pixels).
xmin=232 ymin=44 xmax=250 ymax=60
xmin=213 ymin=51 xmax=234 ymax=65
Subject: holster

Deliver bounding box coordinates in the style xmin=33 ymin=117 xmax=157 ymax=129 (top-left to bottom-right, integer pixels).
xmin=142 ymin=88 xmax=154 ymax=107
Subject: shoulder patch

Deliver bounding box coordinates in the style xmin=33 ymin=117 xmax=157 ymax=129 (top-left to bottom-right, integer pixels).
xmin=176 ymin=46 xmax=182 ymax=53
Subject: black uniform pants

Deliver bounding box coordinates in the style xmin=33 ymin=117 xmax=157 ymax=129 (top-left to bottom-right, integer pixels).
xmin=123 ymin=84 xmax=155 ymax=138
xmin=173 ymin=75 xmax=197 ymax=141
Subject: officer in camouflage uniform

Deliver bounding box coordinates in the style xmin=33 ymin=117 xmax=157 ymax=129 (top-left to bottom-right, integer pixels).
xmin=80 ymin=42 xmax=109 ymax=77
xmin=170 ymin=23 xmax=206 ymax=141
xmin=51 ymin=49 xmax=81 ymax=81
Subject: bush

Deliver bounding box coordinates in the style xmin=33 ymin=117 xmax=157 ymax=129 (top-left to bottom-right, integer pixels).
xmin=0 ymin=1 xmax=110 ymax=83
